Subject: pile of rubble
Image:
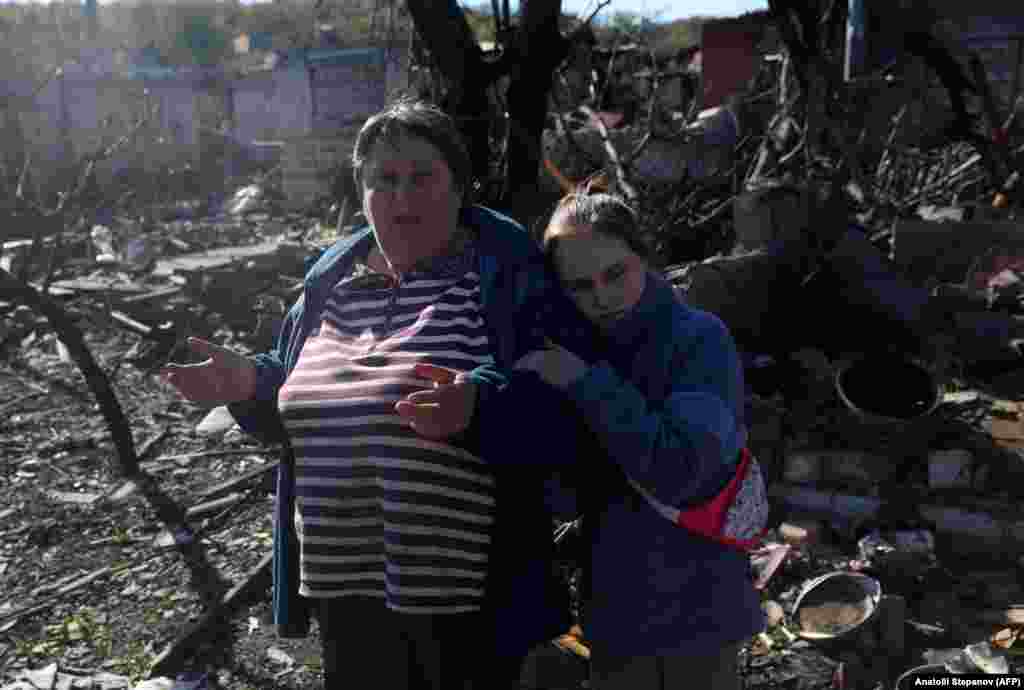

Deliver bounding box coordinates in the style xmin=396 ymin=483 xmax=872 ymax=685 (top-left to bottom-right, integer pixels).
xmin=0 ymin=180 xmax=346 ymax=369
xmin=740 ymin=513 xmax=1024 ymax=689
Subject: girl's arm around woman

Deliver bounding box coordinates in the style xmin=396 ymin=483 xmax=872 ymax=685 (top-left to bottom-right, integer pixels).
xmin=563 ymin=308 xmax=745 ymax=509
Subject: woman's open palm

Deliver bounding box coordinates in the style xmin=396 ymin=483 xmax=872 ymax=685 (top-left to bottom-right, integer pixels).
xmin=161 ymin=337 xmax=257 ymax=405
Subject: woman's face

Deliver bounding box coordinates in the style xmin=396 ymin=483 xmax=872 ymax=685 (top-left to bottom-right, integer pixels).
xmin=551 ymin=224 xmax=647 ymax=330
xmin=360 ymin=133 xmax=462 ymax=274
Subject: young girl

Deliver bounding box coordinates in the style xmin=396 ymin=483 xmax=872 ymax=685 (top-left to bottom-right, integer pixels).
xmin=492 ymin=191 xmax=765 ymax=690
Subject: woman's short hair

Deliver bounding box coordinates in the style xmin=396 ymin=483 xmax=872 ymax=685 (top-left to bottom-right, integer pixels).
xmin=352 ymin=97 xmax=472 ymax=205
xmin=543 ymin=183 xmax=652 ymax=263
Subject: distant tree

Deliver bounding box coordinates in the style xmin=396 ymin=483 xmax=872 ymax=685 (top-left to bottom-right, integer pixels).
xmin=173 ymin=8 xmax=232 ymax=66
xmin=0 ymin=5 xmax=17 ymax=27
xmin=664 ymin=16 xmax=706 ymax=49
xmin=640 ymin=15 xmax=708 ymax=60
xmin=605 ymin=10 xmax=643 ymax=38
xmin=464 ymin=6 xmax=497 ymax=44
xmin=230 ymin=0 xmax=317 ymax=50
xmin=400 ymin=0 xmax=601 ymax=223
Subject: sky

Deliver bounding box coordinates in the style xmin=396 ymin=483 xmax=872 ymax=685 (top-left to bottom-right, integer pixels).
xmin=7 ymin=0 xmax=768 ymax=27
xmin=557 ymin=0 xmax=767 ymax=23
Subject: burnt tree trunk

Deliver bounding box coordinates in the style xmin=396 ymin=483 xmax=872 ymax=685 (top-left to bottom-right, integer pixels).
xmin=0 ymin=267 xmax=139 ymax=476
xmin=405 ymin=0 xmax=492 ymax=187
xmin=501 ymin=0 xmax=569 ymax=223
xmin=407 ymin=0 xmax=569 ymax=224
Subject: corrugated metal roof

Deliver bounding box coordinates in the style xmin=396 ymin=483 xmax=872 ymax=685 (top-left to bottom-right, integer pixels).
xmin=309 ymin=47 xmax=384 ymax=67
xmin=277 ymin=46 xmax=385 ymax=68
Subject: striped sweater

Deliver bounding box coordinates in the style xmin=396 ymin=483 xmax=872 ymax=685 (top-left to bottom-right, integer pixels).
xmin=277 ymin=241 xmax=497 ymax=614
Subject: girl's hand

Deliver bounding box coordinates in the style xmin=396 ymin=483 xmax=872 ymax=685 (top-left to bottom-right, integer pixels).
xmin=161 ymin=337 xmax=257 ymax=405
xmin=396 ymin=363 xmax=477 ymax=440
xmin=513 ymin=340 xmax=588 ymax=389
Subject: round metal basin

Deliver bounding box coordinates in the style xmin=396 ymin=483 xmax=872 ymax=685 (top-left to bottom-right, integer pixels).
xmin=793 ymin=571 xmax=882 ymax=645
xmin=836 ymin=356 xmax=940 ymax=424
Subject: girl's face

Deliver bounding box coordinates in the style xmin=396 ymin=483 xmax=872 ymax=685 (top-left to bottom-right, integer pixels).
xmin=551 ymin=224 xmax=647 ymax=330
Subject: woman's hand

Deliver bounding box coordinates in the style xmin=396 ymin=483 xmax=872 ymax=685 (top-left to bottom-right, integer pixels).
xmin=396 ymin=363 xmax=477 ymax=440
xmin=160 ymin=337 xmax=257 ymax=405
xmin=513 ymin=341 xmax=588 ymax=389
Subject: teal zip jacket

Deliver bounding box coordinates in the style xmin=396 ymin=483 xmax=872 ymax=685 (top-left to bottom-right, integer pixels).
xmin=476 ymin=270 xmax=766 ymax=659
xmin=228 ymin=205 xmax=589 ymax=666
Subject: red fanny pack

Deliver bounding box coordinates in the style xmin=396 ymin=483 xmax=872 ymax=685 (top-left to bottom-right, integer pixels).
xmin=625 ymin=448 xmax=770 ymax=551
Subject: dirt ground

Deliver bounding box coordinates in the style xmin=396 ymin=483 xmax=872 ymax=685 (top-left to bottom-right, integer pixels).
xmin=0 ymin=316 xmax=825 ymax=690
xmin=0 ymin=320 xmax=329 ymax=689
xmin=3 ymin=208 xmax=1022 ymax=690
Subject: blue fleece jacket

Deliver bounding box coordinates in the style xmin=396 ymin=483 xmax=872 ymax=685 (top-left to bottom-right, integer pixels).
xmin=477 ymin=270 xmax=765 ymax=660
xmin=228 ymin=205 xmax=588 ymax=665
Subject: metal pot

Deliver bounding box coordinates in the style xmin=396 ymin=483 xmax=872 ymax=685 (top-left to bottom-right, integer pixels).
xmin=835 ymin=355 xmax=940 ymax=425
xmin=793 ymin=571 xmax=882 ymax=647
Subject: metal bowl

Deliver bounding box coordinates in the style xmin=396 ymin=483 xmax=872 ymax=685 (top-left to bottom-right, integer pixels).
xmin=894 ymin=664 xmax=948 ymax=690
xmin=793 ymin=571 xmax=882 ymax=644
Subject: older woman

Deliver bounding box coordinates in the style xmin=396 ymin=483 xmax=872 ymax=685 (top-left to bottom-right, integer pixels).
xmin=162 ymin=99 xmax=581 ymax=689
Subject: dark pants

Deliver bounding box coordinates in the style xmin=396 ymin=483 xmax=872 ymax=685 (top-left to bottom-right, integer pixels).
xmin=317 ymin=596 xmax=487 ymax=690
xmin=590 ymin=641 xmax=741 ymax=690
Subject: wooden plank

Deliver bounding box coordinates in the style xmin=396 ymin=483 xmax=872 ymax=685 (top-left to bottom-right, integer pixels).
xmin=196 ymin=460 xmax=279 ymax=502
xmin=46 ymin=278 xmax=149 ymax=294
xmin=0 ymin=566 xmax=113 ymax=626
xmin=121 ymin=286 xmax=183 ymax=304
xmin=184 ymin=492 xmax=247 ymax=519
xmin=148 ymin=552 xmax=273 ymax=678
xmin=110 ymin=310 xmax=153 ymax=336
xmin=141 ymin=448 xmax=275 ymax=469
xmin=151 ymin=239 xmax=286 ymax=278
xmin=46 ymin=489 xmax=102 ymax=505
xmin=0 ymin=392 xmax=44 ymax=415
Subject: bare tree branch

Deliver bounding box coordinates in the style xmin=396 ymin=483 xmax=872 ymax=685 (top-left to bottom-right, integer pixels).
xmin=578 ymin=105 xmax=636 ymax=200
xmin=0 ymin=267 xmax=139 ymax=476
xmin=579 ymin=0 xmax=611 ymax=29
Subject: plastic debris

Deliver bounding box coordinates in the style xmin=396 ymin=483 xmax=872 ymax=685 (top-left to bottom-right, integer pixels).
xmin=131 ymin=680 xmax=174 ymax=690
xmin=91 ymin=225 xmax=118 ymax=264
xmin=5 ymin=663 xmax=58 ymax=690
xmin=195 ymin=406 xmax=238 ymax=437
xmin=132 ymin=673 xmax=207 ymax=690
xmin=225 ymin=185 xmax=265 ymax=215
xmin=267 ymin=646 xmax=295 ymax=667
xmin=82 ymin=672 xmax=130 ymax=690
xmin=54 ymin=339 xmax=72 ymax=364
xmin=750 ymin=542 xmax=792 ymax=590
xmin=152 ymin=525 xmax=196 ymax=549
xmin=959 ymin=641 xmax=1009 ymax=674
